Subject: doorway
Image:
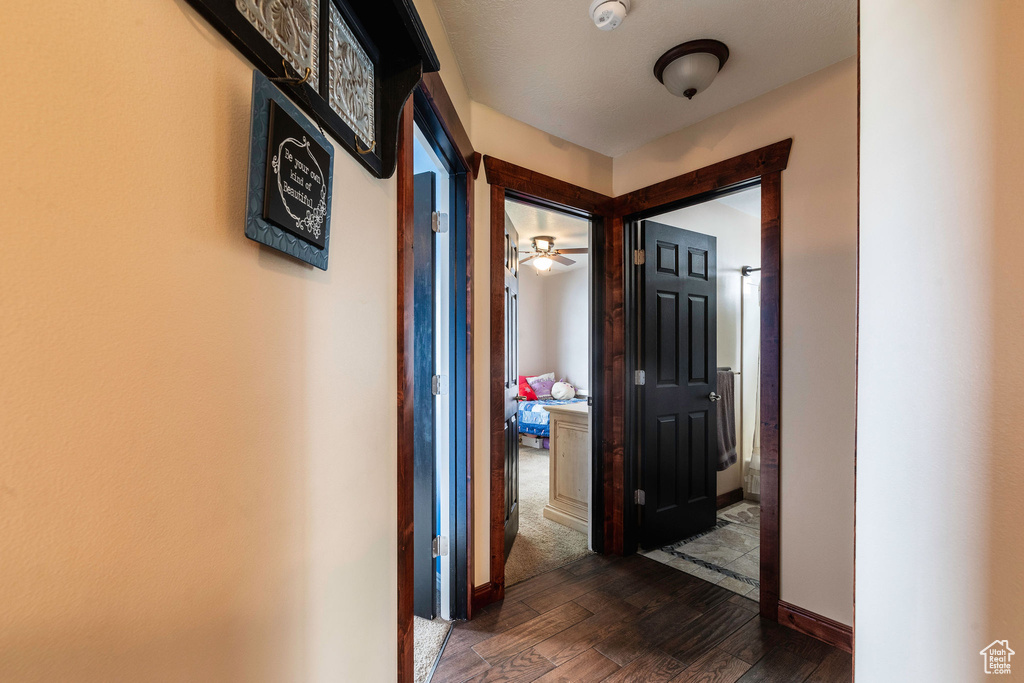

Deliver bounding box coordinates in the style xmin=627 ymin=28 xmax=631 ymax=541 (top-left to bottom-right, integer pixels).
xmin=481 ymin=141 xmax=789 ymax=624
xmin=503 ymin=198 xmax=593 ymax=586
xmin=400 ymin=83 xmax=475 ymax=683
xmin=631 ymin=184 xmax=764 ymax=602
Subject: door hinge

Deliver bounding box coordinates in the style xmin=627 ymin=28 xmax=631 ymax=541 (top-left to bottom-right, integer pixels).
xmin=432 ymin=535 xmax=449 ymax=558
xmin=634 ymin=370 xmax=646 ymax=386
xmin=432 ymin=211 xmax=449 ymax=234
xmin=634 ymin=490 xmax=646 ymax=506
xmin=431 ymin=374 xmax=447 ymax=396
xmin=633 ymin=249 xmax=645 ymax=265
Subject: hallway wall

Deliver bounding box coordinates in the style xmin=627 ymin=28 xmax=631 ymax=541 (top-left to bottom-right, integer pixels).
xmin=0 ymin=1 xmax=401 ymax=680
xmin=859 ymin=1 xmax=1024 ymax=679
xmin=614 ymin=58 xmax=858 ymax=626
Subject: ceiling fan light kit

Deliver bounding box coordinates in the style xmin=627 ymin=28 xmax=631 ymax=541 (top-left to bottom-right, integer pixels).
xmin=654 ymin=39 xmax=730 ymax=99
xmin=521 ymin=235 xmax=587 ymax=271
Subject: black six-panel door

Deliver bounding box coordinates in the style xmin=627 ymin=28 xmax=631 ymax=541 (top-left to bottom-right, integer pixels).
xmin=503 ymin=214 xmax=520 ymax=559
xmin=639 ymin=221 xmax=718 ymax=548
xmin=413 ymin=172 xmax=437 ymax=619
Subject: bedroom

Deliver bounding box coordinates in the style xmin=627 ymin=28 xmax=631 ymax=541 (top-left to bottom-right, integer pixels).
xmin=506 ymin=199 xmax=593 ymax=585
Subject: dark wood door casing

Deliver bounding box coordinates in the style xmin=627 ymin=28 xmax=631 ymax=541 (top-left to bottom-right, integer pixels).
xmin=481 ymin=139 xmax=790 ymax=626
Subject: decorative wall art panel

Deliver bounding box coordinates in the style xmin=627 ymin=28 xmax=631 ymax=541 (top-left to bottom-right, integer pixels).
xmin=246 ymin=71 xmax=334 ymax=269
xmin=236 ymin=0 xmax=319 ymax=89
xmin=327 ymin=3 xmax=375 ymax=146
xmin=263 ymin=99 xmax=331 ymax=249
xmin=183 ymin=0 xmax=439 ymax=178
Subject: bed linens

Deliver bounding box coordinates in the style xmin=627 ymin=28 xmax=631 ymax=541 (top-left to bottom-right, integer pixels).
xmin=517 ymin=398 xmax=586 ymax=438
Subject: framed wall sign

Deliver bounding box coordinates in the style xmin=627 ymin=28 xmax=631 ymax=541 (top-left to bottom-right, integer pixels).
xmin=246 ymin=71 xmax=334 ymax=269
xmin=183 ymin=0 xmax=440 ymax=179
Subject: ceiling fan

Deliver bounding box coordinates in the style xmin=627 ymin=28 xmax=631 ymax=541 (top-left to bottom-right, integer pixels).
xmin=521 ymin=236 xmax=588 ymax=271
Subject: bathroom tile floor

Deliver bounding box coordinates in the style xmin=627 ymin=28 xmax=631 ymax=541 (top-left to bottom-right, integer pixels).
xmin=640 ymin=500 xmax=761 ymax=599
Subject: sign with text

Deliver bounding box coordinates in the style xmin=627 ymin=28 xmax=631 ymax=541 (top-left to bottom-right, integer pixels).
xmin=263 ymin=99 xmax=331 ymax=249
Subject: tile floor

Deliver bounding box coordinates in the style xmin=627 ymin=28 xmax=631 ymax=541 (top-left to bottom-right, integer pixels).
xmin=640 ymin=500 xmax=761 ymax=599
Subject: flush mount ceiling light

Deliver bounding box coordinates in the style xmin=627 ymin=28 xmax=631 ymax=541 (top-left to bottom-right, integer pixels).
xmin=654 ymin=39 xmax=730 ymax=100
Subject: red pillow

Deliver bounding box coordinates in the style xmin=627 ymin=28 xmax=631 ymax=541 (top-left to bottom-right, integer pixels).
xmin=518 ymin=375 xmax=538 ymax=401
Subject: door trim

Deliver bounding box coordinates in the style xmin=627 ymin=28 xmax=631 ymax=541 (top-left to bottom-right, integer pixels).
xmin=482 ymin=140 xmax=791 ymax=624
xmin=396 ymin=73 xmax=476 ymax=683
xmin=618 ymin=141 xmax=790 ymax=623
xmin=484 ymin=158 xmax=616 ymax=604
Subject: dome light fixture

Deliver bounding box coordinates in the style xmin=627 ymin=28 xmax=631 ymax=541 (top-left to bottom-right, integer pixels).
xmin=532 ymin=256 xmax=553 ymax=271
xmin=654 ymin=39 xmax=730 ymax=100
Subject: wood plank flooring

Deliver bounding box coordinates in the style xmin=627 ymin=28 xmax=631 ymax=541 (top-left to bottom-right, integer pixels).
xmin=433 ymin=555 xmax=851 ymax=683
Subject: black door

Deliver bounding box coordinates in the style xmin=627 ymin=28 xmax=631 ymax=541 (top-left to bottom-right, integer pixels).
xmin=413 ymin=171 xmax=437 ymax=619
xmin=503 ymin=213 xmax=520 ymax=559
xmin=638 ymin=221 xmax=718 ymax=548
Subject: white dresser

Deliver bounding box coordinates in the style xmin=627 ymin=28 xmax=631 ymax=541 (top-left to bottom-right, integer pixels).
xmin=542 ymin=402 xmax=589 ymax=534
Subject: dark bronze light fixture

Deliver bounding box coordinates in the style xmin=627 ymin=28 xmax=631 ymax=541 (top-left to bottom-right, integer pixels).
xmin=654 ymin=39 xmax=730 ymax=99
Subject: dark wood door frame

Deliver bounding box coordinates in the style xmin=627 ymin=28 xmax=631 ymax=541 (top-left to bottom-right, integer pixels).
xmin=481 ymin=140 xmax=792 ymax=625
xmin=396 ymin=74 xmax=477 ymax=683
xmin=480 ymin=158 xmax=616 ymax=608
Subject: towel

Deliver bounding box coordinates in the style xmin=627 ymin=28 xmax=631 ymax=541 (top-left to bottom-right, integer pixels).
xmin=716 ymin=370 xmax=738 ymax=471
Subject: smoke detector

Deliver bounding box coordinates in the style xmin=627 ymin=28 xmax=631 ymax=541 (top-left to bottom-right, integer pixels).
xmin=589 ymin=0 xmax=630 ymax=31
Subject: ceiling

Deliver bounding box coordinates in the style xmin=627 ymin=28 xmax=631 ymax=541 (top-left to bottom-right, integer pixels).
xmin=715 ymin=186 xmax=760 ymax=217
xmin=507 ymin=199 xmax=589 ymax=272
xmin=433 ymin=0 xmax=856 ymax=157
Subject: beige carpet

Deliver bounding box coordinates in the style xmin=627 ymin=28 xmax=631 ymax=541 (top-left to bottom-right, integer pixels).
xmin=504 ymin=446 xmax=590 ymax=586
xmin=413 ymin=615 xmax=450 ymax=683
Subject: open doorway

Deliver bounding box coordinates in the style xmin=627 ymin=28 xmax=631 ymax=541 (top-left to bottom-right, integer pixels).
xmin=503 ymin=199 xmax=593 ymax=586
xmin=401 ymin=84 xmax=475 ymax=683
xmin=410 ymin=122 xmax=454 ymax=682
xmin=633 ymin=184 xmax=763 ymax=601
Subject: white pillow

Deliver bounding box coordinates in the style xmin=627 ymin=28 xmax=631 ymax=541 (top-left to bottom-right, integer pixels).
xmin=550 ymin=381 xmax=576 ymax=400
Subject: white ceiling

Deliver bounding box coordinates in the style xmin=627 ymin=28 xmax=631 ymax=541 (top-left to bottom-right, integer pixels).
xmin=506 ymin=200 xmax=590 ymax=272
xmin=433 ymin=0 xmax=856 ymax=157
xmin=715 ymin=186 xmax=761 ymax=217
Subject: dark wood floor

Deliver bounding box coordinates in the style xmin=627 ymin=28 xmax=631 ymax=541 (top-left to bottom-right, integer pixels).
xmin=432 ymin=554 xmax=851 ymax=683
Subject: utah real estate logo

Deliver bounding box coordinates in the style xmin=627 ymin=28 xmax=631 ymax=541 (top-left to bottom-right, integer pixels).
xmin=980 ymin=640 xmax=1014 ymax=675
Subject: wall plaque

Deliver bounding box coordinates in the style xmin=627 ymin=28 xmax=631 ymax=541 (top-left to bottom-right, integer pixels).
xmin=246 ymin=71 xmax=334 ymax=269
xmin=263 ymin=99 xmax=331 ymax=249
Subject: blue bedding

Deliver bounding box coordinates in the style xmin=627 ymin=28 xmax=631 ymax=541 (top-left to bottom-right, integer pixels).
xmin=518 ymin=398 xmax=586 ymax=437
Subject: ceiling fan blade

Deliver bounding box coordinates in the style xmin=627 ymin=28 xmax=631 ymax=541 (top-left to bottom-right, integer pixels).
xmin=551 ymin=255 xmax=576 ymax=266
xmin=521 ymin=254 xmax=538 ymax=263
xmin=555 ymin=248 xmax=588 ymax=254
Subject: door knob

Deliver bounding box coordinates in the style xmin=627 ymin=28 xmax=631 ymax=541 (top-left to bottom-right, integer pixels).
xmin=708 ymin=392 xmax=722 ymax=402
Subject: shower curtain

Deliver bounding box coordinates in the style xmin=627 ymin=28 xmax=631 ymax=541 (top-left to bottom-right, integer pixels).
xmin=745 ymin=353 xmax=761 ymax=496
xmin=742 ymin=278 xmax=761 ymax=498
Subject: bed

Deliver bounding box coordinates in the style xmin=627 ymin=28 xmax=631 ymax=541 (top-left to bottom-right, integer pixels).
xmin=518 ymin=398 xmax=587 ymax=438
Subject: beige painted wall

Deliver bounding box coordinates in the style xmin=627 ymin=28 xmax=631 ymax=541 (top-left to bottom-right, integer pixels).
xmin=858 ymin=2 xmax=1024 ymax=679
xmin=616 ymin=59 xmax=858 ymax=625
xmin=653 ymin=200 xmax=762 ymax=497
xmin=0 ymin=1 xmax=403 ymax=681
xmin=518 ymin=260 xmax=591 ymax=391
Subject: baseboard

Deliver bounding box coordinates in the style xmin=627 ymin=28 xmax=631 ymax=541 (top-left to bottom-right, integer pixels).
xmin=471 ymin=582 xmax=500 ymax=614
xmin=778 ymin=600 xmax=853 ymax=653
xmin=716 ymin=487 xmax=744 ymax=510
xmin=542 ymin=505 xmax=588 ymax=534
